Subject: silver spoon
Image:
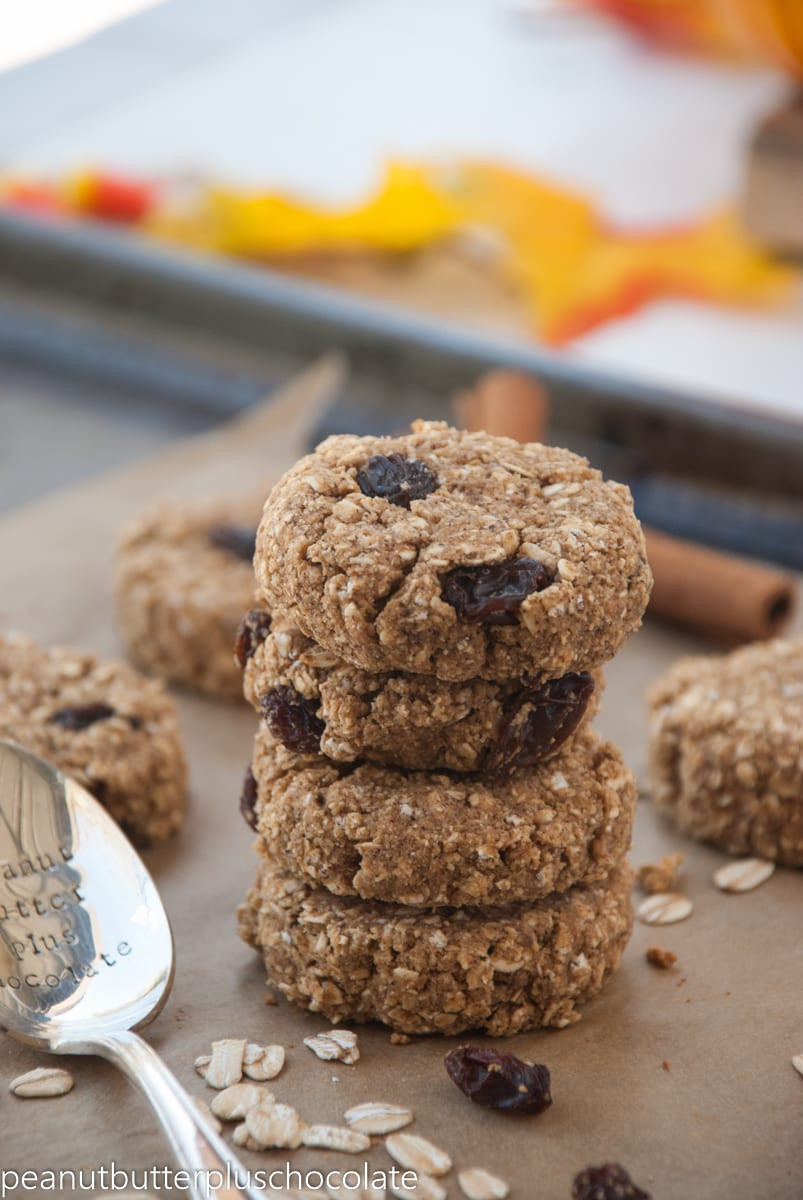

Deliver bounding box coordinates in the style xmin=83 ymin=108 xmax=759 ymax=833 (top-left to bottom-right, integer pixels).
xmin=0 ymin=739 xmax=269 ymax=1200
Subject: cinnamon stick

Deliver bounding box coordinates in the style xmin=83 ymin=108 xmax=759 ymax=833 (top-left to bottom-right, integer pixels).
xmin=453 ymin=369 xmax=548 ymax=444
xmin=643 ymin=527 xmax=796 ymax=643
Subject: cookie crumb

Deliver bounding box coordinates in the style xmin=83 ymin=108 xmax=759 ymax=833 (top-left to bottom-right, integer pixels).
xmin=661 ymin=1060 xmax=671 ymax=1071
xmin=262 ymin=991 xmax=279 ymax=1006
xmin=636 ymin=853 xmax=684 ymax=894
xmin=645 ymin=946 xmax=678 ymax=970
xmin=390 ymin=1032 xmax=411 ymax=1045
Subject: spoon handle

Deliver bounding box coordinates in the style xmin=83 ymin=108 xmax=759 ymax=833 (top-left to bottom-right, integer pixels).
xmin=86 ymin=1028 xmax=271 ymax=1200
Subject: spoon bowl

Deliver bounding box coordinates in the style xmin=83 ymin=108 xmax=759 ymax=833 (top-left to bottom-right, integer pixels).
xmin=0 ymin=739 xmax=266 ymax=1199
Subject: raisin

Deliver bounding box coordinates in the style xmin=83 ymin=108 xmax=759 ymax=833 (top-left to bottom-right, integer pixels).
xmin=261 ymin=685 xmax=324 ymax=754
xmin=356 ymin=453 xmax=438 ymax=508
xmin=441 ymin=558 xmax=552 ymax=626
xmin=208 ymin=523 xmax=258 ymax=562
xmin=444 ymin=1046 xmax=552 ymax=1115
xmin=483 ymin=671 xmax=595 ymax=776
xmin=572 ymin=1163 xmax=650 ymax=1200
xmin=235 ymin=609 xmax=271 ymax=668
xmin=49 ymin=703 xmax=116 ymax=731
xmin=239 ymin=766 xmax=258 ymax=831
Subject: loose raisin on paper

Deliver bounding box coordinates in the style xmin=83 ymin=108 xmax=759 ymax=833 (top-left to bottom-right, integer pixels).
xmin=261 ymin=685 xmax=325 ymax=754
xmin=356 ymin=453 xmax=438 ymax=508
xmin=444 ymin=1046 xmax=552 ymax=1115
xmin=234 ymin=609 xmax=271 ymax=668
xmin=208 ymin=523 xmax=258 ymax=562
xmin=441 ymin=558 xmax=553 ymax=626
xmin=239 ymin=766 xmax=258 ymax=831
xmin=483 ymin=671 xmax=595 ymax=776
xmin=49 ymin=703 xmax=117 ymax=731
xmin=572 ymin=1163 xmax=650 ymax=1200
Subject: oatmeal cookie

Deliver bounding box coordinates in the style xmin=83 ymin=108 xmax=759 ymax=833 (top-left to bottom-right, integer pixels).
xmin=648 ymin=638 xmax=803 ymax=864
xmin=254 ymin=422 xmax=651 ymax=682
xmin=238 ymin=860 xmax=634 ymax=1035
xmin=243 ymin=616 xmax=601 ymax=772
xmin=116 ymin=497 xmax=261 ymax=699
xmin=246 ymin=726 xmax=636 ymax=906
xmin=0 ymin=632 xmax=187 ymax=844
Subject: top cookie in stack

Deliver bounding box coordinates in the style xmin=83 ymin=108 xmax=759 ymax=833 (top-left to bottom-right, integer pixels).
xmin=239 ymin=420 xmax=651 ymax=1035
xmin=253 ymin=421 xmax=650 ymax=681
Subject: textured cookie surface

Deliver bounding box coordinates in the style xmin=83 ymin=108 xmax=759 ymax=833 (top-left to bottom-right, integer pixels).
xmin=246 ymin=726 xmax=636 ymax=906
xmin=0 ymin=633 xmax=187 ymax=844
xmin=254 ymin=422 xmax=651 ymax=682
xmin=116 ymin=497 xmax=261 ymax=699
xmin=244 ymin=617 xmax=600 ymax=772
xmin=239 ymin=861 xmax=633 ymax=1035
xmin=649 ymin=638 xmax=803 ymax=864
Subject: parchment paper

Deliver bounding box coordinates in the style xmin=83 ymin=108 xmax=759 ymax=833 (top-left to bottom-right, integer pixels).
xmin=0 ymin=357 xmax=801 ymax=1199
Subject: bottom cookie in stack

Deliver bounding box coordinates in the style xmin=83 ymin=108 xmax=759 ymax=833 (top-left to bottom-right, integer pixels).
xmin=238 ymin=860 xmax=633 ymax=1036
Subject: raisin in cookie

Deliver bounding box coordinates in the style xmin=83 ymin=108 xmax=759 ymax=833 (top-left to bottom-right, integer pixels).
xmin=242 ymin=615 xmax=601 ymax=773
xmin=116 ymin=498 xmax=261 ymax=699
xmin=0 ymin=633 xmax=186 ymax=844
xmin=244 ymin=725 xmax=635 ymax=906
xmin=649 ymin=638 xmax=803 ymax=865
xmin=238 ymin=860 xmax=633 ymax=1035
xmin=254 ymin=422 xmax=651 ymax=682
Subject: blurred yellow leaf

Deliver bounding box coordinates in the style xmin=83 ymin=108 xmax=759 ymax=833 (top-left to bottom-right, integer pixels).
xmin=148 ymin=163 xmax=461 ymax=256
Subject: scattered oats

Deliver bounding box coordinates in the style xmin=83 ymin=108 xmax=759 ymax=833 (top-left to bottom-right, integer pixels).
xmin=263 ymin=991 xmax=279 ymax=1006
xmin=458 ymin=1167 xmax=510 ymax=1200
xmin=232 ymin=1122 xmax=264 ymax=1151
xmin=713 ymin=858 xmax=775 ymax=893
xmin=646 ymin=946 xmax=678 ymax=969
xmin=791 ymin=1055 xmax=803 ymax=1078
xmin=210 ymin=1082 xmax=271 ymax=1121
xmin=636 ymin=853 xmax=684 ymax=894
xmin=390 ymin=1032 xmax=411 ymax=1046
xmin=194 ymin=1054 xmax=211 ymax=1079
xmin=301 ymin=1124 xmax=371 ymax=1153
xmin=205 ymin=1038 xmax=246 ymax=1089
xmin=10 ymin=1067 xmax=74 ymax=1098
xmin=304 ymin=1029 xmax=360 ymax=1064
xmin=243 ymin=1043 xmax=285 ymax=1081
xmin=389 ymin=1179 xmax=445 ymax=1200
xmin=245 ymin=1100 xmax=306 ymax=1149
xmin=194 ymin=1098 xmax=222 ymax=1135
xmin=385 ymin=1132 xmax=452 ymax=1177
xmin=345 ymin=1100 xmax=413 ymax=1135
xmin=636 ymin=892 xmax=693 ymax=926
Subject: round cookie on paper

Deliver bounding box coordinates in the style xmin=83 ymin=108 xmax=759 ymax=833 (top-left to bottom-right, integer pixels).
xmin=649 ymin=638 xmax=803 ymax=865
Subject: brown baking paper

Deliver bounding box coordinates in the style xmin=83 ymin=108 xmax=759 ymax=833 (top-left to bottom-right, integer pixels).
xmin=0 ymin=358 xmax=801 ymax=1200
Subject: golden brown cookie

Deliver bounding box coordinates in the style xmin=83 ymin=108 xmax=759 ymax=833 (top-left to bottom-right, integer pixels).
xmin=238 ymin=860 xmax=633 ymax=1035
xmin=0 ymin=633 xmax=186 ymax=844
xmin=242 ymin=616 xmax=601 ymax=773
xmin=244 ymin=726 xmax=636 ymax=906
xmin=254 ymin=422 xmax=651 ymax=682
xmin=649 ymin=638 xmax=803 ymax=865
xmin=116 ymin=497 xmax=261 ymax=699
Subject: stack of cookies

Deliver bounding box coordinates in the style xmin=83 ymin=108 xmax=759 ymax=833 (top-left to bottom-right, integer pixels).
xmin=237 ymin=421 xmax=652 ymax=1035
